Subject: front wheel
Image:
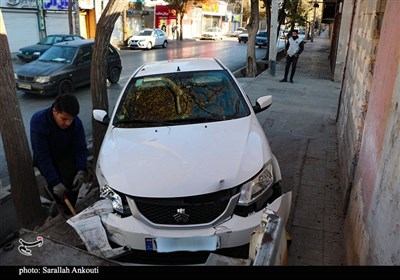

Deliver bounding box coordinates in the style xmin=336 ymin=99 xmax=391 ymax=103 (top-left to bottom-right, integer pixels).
xmin=58 ymin=80 xmax=73 ymax=95
xmin=146 ymin=42 xmax=153 ymax=50
xmin=108 ymin=67 xmax=121 ymax=84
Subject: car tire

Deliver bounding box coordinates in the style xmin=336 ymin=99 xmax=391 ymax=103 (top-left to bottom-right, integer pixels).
xmin=58 ymin=80 xmax=73 ymax=95
xmin=108 ymin=67 xmax=121 ymax=84
xmin=162 ymin=41 xmax=168 ymax=48
xmin=146 ymin=42 xmax=153 ymax=50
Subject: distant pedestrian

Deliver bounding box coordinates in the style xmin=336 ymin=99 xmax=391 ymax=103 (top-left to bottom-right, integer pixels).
xmin=171 ymin=24 xmax=176 ymax=39
xmin=280 ymin=29 xmax=305 ymax=83
xmin=161 ymin=23 xmax=167 ymax=33
xmin=30 ymin=94 xmax=88 ymax=209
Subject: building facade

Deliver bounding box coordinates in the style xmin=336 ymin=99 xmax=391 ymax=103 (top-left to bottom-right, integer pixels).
xmin=2 ymin=0 xmax=239 ymax=52
xmin=335 ymin=0 xmax=400 ymax=264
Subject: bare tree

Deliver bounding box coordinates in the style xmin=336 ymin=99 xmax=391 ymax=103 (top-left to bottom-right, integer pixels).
xmin=0 ymin=10 xmax=46 ymax=229
xmin=91 ymin=0 xmax=128 ymax=166
xmin=164 ymin=0 xmax=189 ymax=41
xmin=245 ymin=0 xmax=260 ymax=77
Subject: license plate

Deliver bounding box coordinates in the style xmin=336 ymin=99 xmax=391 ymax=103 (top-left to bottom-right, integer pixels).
xmin=155 ymin=236 xmax=219 ymax=253
xmin=18 ymin=83 xmax=32 ymax=90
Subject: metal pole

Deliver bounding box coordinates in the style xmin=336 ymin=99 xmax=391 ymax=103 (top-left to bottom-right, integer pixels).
xmin=240 ymin=0 xmax=244 ymax=27
xmin=269 ymin=0 xmax=279 ymax=76
xmin=311 ymin=5 xmax=316 ymax=42
xmin=311 ymin=1 xmax=319 ymax=43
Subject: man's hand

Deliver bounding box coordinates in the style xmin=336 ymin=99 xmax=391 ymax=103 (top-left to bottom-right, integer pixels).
xmin=72 ymin=170 xmax=86 ymax=191
xmin=53 ymin=183 xmax=67 ymax=200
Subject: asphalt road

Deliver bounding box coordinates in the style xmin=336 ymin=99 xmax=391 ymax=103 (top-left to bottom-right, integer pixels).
xmin=0 ymin=37 xmax=269 ymax=186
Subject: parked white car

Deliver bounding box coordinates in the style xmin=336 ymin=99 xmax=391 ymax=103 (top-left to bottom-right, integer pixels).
xmin=92 ymin=57 xmax=283 ymax=254
xmin=200 ymin=27 xmax=224 ymax=40
xmin=127 ymin=28 xmax=168 ymax=50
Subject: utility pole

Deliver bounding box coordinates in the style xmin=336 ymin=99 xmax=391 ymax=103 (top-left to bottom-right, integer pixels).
xmin=269 ymin=0 xmax=279 ymax=76
xmin=311 ymin=1 xmax=319 ymax=42
xmin=240 ymin=0 xmax=244 ymax=27
xmin=37 ymin=0 xmax=46 ymax=39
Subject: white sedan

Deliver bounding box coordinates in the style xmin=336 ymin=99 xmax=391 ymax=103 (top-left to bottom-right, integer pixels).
xmin=92 ymin=57 xmax=283 ymax=256
xmin=200 ymin=27 xmax=224 ymax=40
xmin=127 ymin=28 xmax=168 ymax=50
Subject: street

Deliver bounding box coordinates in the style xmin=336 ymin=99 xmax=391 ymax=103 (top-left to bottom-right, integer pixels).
xmin=1 ymin=38 xmax=269 ymax=186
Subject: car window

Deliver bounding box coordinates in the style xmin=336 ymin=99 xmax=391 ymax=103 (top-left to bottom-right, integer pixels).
xmin=113 ymin=71 xmax=250 ymax=127
xmin=137 ymin=30 xmax=153 ymax=36
xmin=39 ymin=45 xmax=77 ymax=63
xmin=108 ymin=45 xmax=117 ymax=55
xmin=63 ymin=36 xmax=75 ymax=41
xmin=39 ymin=35 xmax=60 ymax=45
xmin=76 ymin=46 xmax=92 ymax=63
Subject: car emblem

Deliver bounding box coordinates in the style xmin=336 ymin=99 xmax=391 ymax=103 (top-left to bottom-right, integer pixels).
xmin=173 ymin=208 xmax=189 ymax=223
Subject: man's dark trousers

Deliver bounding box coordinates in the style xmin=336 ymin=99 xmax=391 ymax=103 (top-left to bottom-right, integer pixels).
xmin=284 ymin=55 xmax=299 ymax=81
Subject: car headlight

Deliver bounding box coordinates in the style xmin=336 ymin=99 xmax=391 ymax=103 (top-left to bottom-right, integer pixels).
xmin=100 ymin=184 xmax=124 ymax=214
xmin=35 ymin=76 xmax=50 ymax=83
xmin=33 ymin=51 xmax=41 ymax=56
xmin=238 ymin=161 xmax=274 ymax=206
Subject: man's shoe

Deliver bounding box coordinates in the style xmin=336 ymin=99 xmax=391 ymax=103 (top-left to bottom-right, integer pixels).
xmin=280 ymin=79 xmax=287 ymax=82
xmin=290 ymin=79 xmax=293 ymax=83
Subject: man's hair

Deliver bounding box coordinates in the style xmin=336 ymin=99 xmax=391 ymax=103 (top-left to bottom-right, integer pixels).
xmin=292 ymin=29 xmax=299 ymax=33
xmin=52 ymin=94 xmax=80 ymax=117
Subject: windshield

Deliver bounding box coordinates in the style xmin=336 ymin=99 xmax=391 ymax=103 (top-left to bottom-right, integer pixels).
xmin=206 ymin=27 xmax=220 ymax=33
xmin=113 ymin=70 xmax=250 ymax=128
xmin=38 ymin=45 xmax=77 ymax=63
xmin=257 ymin=31 xmax=268 ymax=37
xmin=136 ymin=30 xmax=153 ymax=36
xmin=39 ymin=35 xmax=64 ymax=45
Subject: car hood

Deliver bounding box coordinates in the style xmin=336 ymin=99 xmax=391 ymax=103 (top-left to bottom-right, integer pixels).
xmin=19 ymin=44 xmax=51 ymax=53
xmin=97 ymin=117 xmax=272 ymax=198
xmin=16 ymin=60 xmax=66 ymax=76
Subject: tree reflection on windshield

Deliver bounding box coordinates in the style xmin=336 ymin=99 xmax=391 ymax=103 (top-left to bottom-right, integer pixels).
xmin=114 ymin=71 xmax=250 ymax=128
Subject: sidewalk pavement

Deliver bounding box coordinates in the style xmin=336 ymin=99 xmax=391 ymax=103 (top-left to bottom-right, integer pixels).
xmin=239 ymin=30 xmax=345 ymax=265
xmin=0 ymin=31 xmax=345 ymax=266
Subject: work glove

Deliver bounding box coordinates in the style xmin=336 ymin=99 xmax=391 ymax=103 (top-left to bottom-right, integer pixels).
xmin=53 ymin=183 xmax=67 ymax=201
xmin=72 ymin=170 xmax=86 ymax=191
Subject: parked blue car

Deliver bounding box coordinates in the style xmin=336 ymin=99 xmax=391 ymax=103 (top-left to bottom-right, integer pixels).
xmin=17 ymin=34 xmax=84 ymax=62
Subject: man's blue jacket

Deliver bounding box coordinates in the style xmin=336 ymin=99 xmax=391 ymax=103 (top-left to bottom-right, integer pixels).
xmin=30 ymin=107 xmax=88 ymax=187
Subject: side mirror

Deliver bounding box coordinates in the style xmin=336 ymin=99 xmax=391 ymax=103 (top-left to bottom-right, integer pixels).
xmin=253 ymin=95 xmax=272 ymax=114
xmin=93 ymin=109 xmax=110 ymax=125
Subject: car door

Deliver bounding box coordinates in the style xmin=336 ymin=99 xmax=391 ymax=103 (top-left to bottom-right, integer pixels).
xmin=73 ymin=45 xmax=93 ymax=87
xmin=154 ymin=30 xmax=163 ymax=46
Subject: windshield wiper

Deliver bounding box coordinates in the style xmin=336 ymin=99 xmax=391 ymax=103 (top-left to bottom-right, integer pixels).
xmin=114 ymin=119 xmax=177 ymax=126
xmin=171 ymin=117 xmax=223 ymax=123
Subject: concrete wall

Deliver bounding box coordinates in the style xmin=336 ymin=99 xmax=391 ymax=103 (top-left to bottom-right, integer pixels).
xmin=339 ymin=0 xmax=400 ymax=264
xmin=333 ymin=0 xmax=353 ymax=82
xmin=337 ymin=0 xmax=384 ymax=212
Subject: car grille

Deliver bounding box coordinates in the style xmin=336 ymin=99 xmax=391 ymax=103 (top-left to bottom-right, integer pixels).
xmin=132 ymin=187 xmax=240 ymax=225
xmin=16 ymin=75 xmax=35 ymax=82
